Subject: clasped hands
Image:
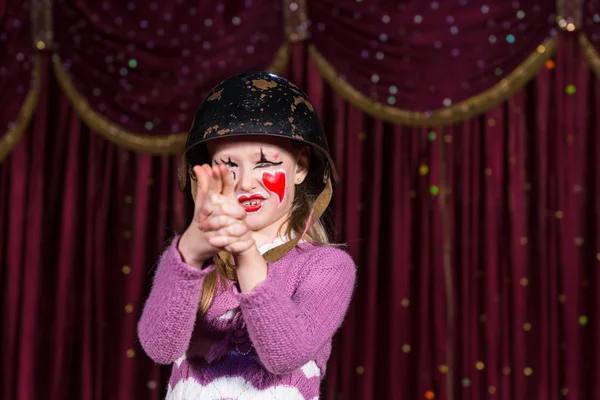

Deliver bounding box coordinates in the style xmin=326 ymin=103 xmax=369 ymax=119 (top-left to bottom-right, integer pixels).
xmin=179 ymin=164 xmax=255 ymax=268
xmin=195 ymin=164 xmax=255 ymax=254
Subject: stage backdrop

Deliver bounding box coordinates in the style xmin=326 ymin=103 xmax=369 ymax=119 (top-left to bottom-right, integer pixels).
xmin=1 ymin=0 xmax=599 ymax=399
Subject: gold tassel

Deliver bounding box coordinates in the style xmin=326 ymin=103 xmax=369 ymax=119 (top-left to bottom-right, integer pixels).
xmin=30 ymin=0 xmax=53 ymax=51
xmin=283 ymin=0 xmax=309 ymax=42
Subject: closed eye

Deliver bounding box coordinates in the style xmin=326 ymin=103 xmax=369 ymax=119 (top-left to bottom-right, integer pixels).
xmin=213 ymin=158 xmax=237 ymax=180
xmin=215 ymin=157 xmax=238 ymax=167
xmin=256 ymin=148 xmax=283 ymax=168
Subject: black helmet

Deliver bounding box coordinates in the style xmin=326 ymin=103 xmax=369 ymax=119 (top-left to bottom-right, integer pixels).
xmin=179 ymin=71 xmax=338 ymax=193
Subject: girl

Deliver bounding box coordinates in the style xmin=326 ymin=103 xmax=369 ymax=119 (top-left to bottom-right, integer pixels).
xmin=138 ymin=72 xmax=356 ymax=400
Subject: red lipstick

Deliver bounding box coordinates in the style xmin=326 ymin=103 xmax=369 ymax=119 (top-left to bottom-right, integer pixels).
xmin=237 ymin=193 xmax=266 ymax=213
xmin=237 ymin=194 xmax=266 ymax=201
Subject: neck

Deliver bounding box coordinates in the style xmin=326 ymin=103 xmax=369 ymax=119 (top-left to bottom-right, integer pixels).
xmin=251 ymin=212 xmax=292 ymax=249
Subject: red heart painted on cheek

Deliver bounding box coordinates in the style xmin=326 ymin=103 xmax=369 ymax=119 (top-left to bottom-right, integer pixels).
xmin=261 ymin=169 xmax=287 ymax=206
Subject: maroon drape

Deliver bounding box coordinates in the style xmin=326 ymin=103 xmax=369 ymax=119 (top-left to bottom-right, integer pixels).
xmin=584 ymin=0 xmax=600 ymax=44
xmin=0 ymin=0 xmax=36 ymax=136
xmin=287 ymin=35 xmax=598 ymax=399
xmin=2 ymin=36 xmax=598 ymax=399
xmin=53 ymin=0 xmax=284 ymax=134
xmin=2 ymin=0 xmax=600 ymax=396
xmin=1 ymin=53 xmax=190 ymax=399
xmin=309 ymin=0 xmax=556 ymax=111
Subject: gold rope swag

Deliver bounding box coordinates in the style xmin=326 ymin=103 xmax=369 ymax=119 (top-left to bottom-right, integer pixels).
xmin=579 ymin=34 xmax=600 ymax=77
xmin=0 ymin=55 xmax=41 ymax=163
xmin=52 ymin=43 xmax=290 ymax=154
xmin=309 ymin=37 xmax=557 ymax=126
xmin=31 ymin=0 xmax=54 ymax=50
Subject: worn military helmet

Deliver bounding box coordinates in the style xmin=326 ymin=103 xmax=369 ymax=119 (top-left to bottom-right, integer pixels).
xmin=180 ymin=71 xmax=338 ymax=262
xmin=179 ymin=71 xmax=338 ymax=194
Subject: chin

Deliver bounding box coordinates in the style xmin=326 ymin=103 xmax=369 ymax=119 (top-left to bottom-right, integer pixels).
xmin=245 ymin=215 xmax=267 ymax=232
xmin=244 ymin=206 xmax=290 ymax=234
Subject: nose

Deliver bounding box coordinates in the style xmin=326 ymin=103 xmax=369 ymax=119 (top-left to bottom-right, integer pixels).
xmin=237 ymin=167 xmax=257 ymax=192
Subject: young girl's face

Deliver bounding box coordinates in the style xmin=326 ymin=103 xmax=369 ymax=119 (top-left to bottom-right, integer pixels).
xmin=207 ymin=136 xmax=309 ymax=235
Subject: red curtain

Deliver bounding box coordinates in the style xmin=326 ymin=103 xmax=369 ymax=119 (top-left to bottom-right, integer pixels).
xmin=584 ymin=0 xmax=600 ymax=44
xmin=310 ymin=34 xmax=599 ymax=399
xmin=0 ymin=0 xmax=37 ymax=144
xmin=53 ymin=0 xmax=284 ymax=135
xmin=1 ymin=52 xmax=189 ymax=399
xmin=2 ymin=1 xmax=600 ymax=399
xmin=2 ymin=36 xmax=598 ymax=400
xmin=309 ymin=0 xmax=555 ymax=111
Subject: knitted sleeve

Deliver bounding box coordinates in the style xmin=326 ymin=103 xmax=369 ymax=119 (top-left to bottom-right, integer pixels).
xmin=236 ymin=247 xmax=356 ymax=375
xmin=137 ymin=236 xmax=210 ymax=364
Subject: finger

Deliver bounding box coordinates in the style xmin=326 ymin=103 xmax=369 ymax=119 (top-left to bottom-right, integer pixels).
xmin=212 ymin=222 xmax=248 ymax=238
xmin=192 ymin=166 xmax=209 ymax=221
xmin=197 ymin=196 xmax=220 ymax=224
xmin=220 ymin=164 xmax=236 ymax=197
xmin=202 ymin=223 xmax=248 ymax=240
xmin=212 ymin=202 xmax=246 ymax=220
xmin=207 ymin=165 xmax=223 ymax=196
xmin=196 ymin=182 xmax=226 ymax=223
xmin=225 ymin=239 xmax=256 ymax=254
xmin=194 ymin=165 xmax=214 ymax=214
xmin=196 ymin=193 xmax=220 ymax=224
xmin=198 ymin=165 xmax=210 ymax=196
xmin=198 ymin=215 xmax=241 ymax=232
xmin=201 ymin=164 xmax=213 ymax=179
xmin=207 ymin=235 xmax=238 ymax=248
xmin=192 ymin=166 xmax=208 ymax=208
xmin=195 ymin=209 xmax=210 ymax=224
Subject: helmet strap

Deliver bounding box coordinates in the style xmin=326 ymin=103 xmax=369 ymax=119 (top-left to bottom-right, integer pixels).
xmin=178 ymin=154 xmax=189 ymax=192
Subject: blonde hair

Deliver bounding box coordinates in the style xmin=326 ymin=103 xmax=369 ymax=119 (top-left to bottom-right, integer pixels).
xmin=198 ymin=171 xmax=330 ymax=317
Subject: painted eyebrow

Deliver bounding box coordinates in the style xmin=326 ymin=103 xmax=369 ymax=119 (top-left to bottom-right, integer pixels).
xmin=258 ymin=149 xmax=283 ymax=164
xmin=259 ymin=149 xmax=268 ymax=163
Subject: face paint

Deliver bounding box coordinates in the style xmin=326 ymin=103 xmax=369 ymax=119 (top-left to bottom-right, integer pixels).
xmin=262 ymin=169 xmax=287 ymax=207
xmin=237 ymin=193 xmax=266 ymax=213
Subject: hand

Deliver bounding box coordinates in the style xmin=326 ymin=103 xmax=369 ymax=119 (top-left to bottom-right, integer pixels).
xmin=198 ymin=164 xmax=256 ymax=255
xmin=178 ymin=165 xmax=222 ymax=268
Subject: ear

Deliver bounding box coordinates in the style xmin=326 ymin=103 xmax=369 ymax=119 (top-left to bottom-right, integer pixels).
xmin=294 ymin=145 xmax=310 ymax=185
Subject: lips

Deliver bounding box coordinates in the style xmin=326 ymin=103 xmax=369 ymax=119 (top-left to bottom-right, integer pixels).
xmin=242 ymin=202 xmax=263 ymax=213
xmin=237 ymin=193 xmax=266 ymax=213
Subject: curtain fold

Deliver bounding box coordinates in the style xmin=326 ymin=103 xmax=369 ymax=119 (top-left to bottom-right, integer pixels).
xmin=0 ymin=52 xmax=190 ymax=399
xmin=0 ymin=0 xmax=40 ymax=162
xmin=292 ymin=35 xmax=597 ymax=399
xmin=1 ymin=27 xmax=599 ymax=400
xmin=50 ymin=0 xmax=285 ymax=152
xmin=308 ymin=0 xmax=557 ymax=125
